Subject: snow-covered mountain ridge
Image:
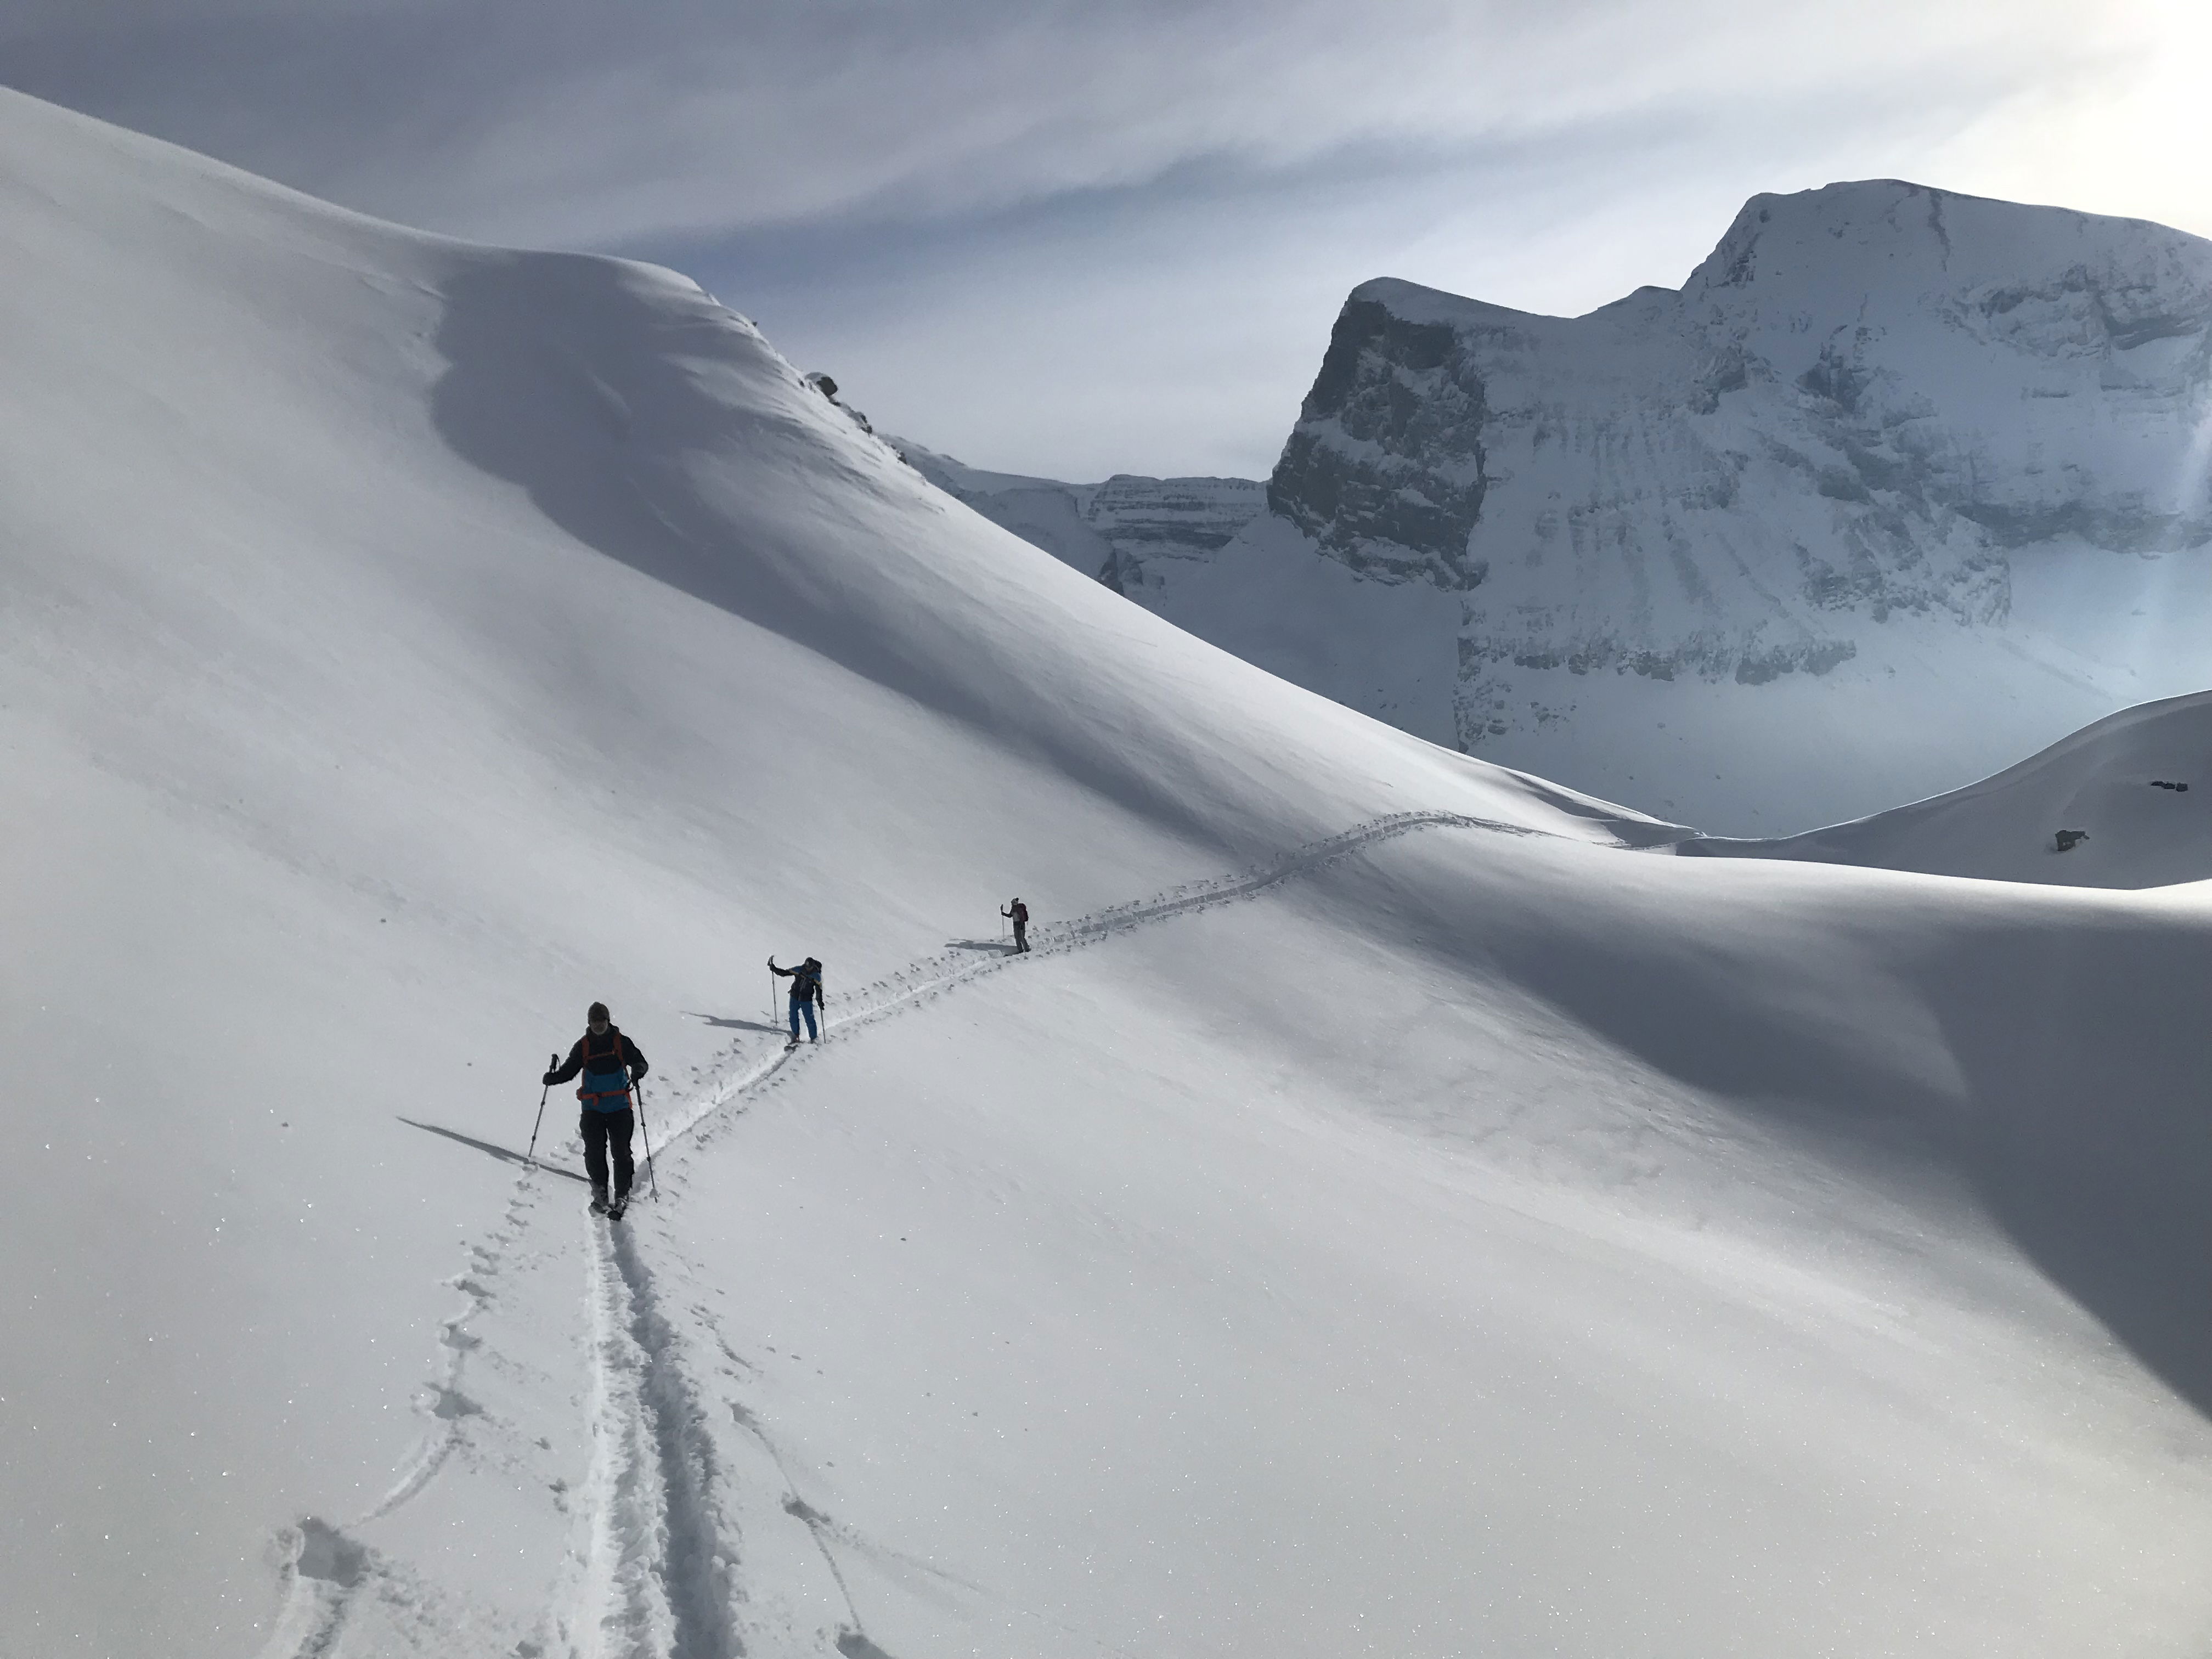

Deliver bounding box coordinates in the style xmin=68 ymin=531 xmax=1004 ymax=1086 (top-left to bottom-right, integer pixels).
xmin=1285 ymin=184 xmax=2212 ymax=598
xmin=921 ymin=182 xmax=2212 ymax=834
xmin=893 ymin=438 xmax=1265 ymax=591
xmin=1232 ymin=180 xmax=2212 ymax=831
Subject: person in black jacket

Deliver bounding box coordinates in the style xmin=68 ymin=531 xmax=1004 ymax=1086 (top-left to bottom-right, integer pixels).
xmin=1001 ymin=898 xmax=1030 ymax=954
xmin=769 ymin=956 xmax=823 ymax=1045
xmin=544 ymin=1001 xmax=648 ymax=1214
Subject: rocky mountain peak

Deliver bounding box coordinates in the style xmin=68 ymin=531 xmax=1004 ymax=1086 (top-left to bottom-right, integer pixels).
xmin=1183 ymin=183 xmax=2212 ymax=829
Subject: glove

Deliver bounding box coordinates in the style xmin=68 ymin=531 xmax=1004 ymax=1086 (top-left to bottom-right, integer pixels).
xmin=541 ymin=1070 xmax=558 ymax=1086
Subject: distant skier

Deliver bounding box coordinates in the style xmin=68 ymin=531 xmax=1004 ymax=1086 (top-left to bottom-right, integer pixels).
xmin=544 ymin=1002 xmax=648 ymax=1216
xmin=770 ymin=956 xmax=825 ymax=1044
xmin=1001 ymin=898 xmax=1030 ymax=954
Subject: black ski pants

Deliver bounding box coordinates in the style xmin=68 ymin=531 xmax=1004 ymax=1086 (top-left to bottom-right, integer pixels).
xmin=1012 ymin=920 xmax=1028 ymax=953
xmin=581 ymin=1108 xmax=635 ymax=1197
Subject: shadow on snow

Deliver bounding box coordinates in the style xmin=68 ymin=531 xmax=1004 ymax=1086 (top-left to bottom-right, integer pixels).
xmin=398 ymin=1117 xmax=589 ymax=1184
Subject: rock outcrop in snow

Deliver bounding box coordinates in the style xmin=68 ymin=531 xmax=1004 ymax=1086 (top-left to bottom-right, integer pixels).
xmin=1268 ymin=294 xmax=1493 ymax=588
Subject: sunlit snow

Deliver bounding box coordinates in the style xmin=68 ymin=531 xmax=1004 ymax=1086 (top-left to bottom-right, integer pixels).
xmin=4 ymin=88 xmax=2211 ymax=1659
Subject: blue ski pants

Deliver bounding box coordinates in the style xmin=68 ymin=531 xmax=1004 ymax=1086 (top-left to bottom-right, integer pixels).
xmin=789 ymin=997 xmax=818 ymax=1040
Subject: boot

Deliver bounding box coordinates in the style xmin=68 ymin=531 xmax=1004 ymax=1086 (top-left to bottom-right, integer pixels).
xmin=589 ymin=1183 xmax=609 ymax=1215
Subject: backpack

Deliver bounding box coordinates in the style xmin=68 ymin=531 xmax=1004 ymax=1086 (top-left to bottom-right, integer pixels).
xmin=578 ymin=1025 xmax=633 ymax=1105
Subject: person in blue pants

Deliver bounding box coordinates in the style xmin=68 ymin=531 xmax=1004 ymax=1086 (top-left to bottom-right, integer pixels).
xmin=770 ymin=956 xmax=823 ymax=1045
xmin=544 ymin=1001 xmax=648 ymax=1214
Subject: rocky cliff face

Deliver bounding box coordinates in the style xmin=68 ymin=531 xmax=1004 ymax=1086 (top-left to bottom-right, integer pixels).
xmin=1086 ymin=473 xmax=1271 ymax=593
xmin=1154 ymin=181 xmax=2212 ymax=831
xmin=1267 ymin=298 xmax=1490 ymax=586
xmin=1263 ymin=182 xmax=2212 ymax=760
xmin=898 ymin=184 xmax=2212 ymax=833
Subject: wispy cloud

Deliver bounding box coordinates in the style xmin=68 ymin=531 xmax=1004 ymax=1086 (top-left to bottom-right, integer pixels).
xmin=4 ymin=1 xmax=2203 ymax=476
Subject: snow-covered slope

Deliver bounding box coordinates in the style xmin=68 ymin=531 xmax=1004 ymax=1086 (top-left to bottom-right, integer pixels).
xmin=1684 ymin=689 xmax=2212 ymax=886
xmin=1128 ymin=182 xmax=2212 ymax=834
xmin=0 ymin=88 xmax=1641 ymax=1659
xmin=8 ymin=90 xmax=2212 ymax=1659
xmin=893 ymin=438 xmax=1265 ymax=591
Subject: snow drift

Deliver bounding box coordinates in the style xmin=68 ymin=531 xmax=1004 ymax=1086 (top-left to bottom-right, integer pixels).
xmin=5 ymin=88 xmax=2212 ymax=1659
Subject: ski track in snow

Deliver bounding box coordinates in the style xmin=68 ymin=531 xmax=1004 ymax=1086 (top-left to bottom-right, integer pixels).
xmin=569 ymin=1217 xmax=741 ymax=1659
xmin=667 ymin=805 xmax=1543 ymax=1156
xmin=256 ymin=809 xmax=1537 ymax=1658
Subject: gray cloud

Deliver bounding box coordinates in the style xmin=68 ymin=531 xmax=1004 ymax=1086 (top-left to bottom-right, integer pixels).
xmin=0 ymin=1 xmax=2176 ymax=477
xmin=5 ymin=0 xmax=2100 ymax=240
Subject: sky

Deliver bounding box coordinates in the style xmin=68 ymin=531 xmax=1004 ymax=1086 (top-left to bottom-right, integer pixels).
xmin=5 ymin=0 xmax=2209 ymax=480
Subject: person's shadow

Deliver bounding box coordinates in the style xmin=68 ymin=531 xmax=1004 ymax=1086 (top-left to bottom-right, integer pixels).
xmin=682 ymin=1011 xmax=786 ymax=1034
xmin=398 ymin=1118 xmax=588 ymax=1183
xmin=945 ymin=939 xmax=1016 ymax=955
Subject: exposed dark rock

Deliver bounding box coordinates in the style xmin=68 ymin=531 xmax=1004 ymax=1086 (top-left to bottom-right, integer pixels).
xmin=1266 ymin=297 xmax=1489 ymax=586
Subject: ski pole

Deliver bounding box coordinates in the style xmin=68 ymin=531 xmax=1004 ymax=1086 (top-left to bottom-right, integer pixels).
xmin=524 ymin=1052 xmax=556 ymax=1170
xmin=634 ymin=1076 xmax=658 ymax=1199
